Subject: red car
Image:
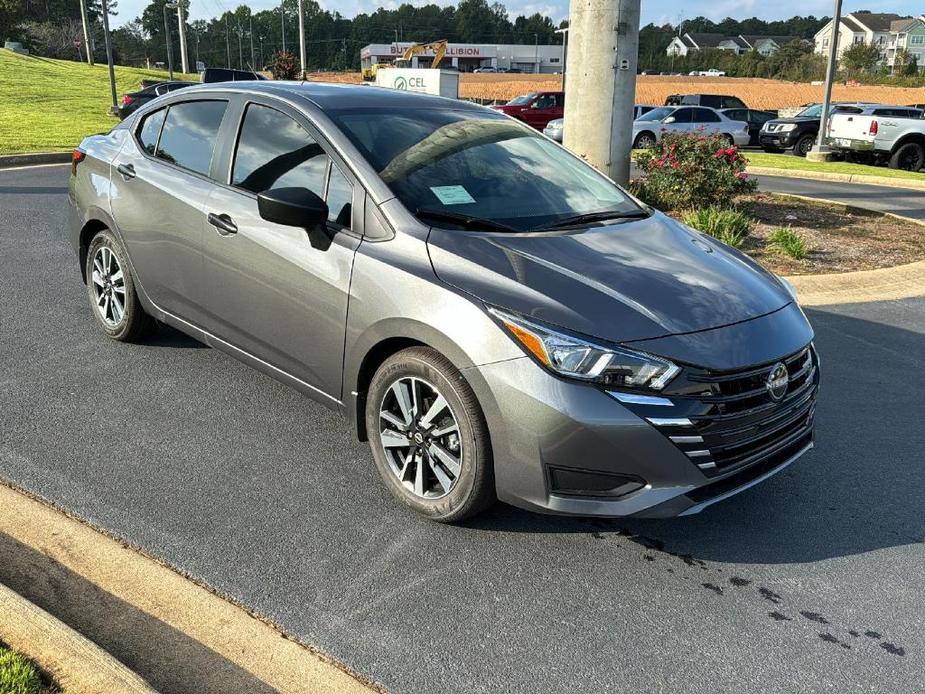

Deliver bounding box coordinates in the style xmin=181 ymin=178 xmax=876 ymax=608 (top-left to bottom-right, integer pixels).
xmin=492 ymin=91 xmax=564 ymax=130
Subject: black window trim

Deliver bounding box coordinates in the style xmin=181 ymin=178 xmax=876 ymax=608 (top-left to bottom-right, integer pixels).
xmin=132 ymin=97 xmax=232 ymax=185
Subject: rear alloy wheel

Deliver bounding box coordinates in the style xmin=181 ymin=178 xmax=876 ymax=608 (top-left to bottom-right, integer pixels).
xmin=366 ymin=347 xmax=494 ymax=522
xmin=793 ymin=133 xmax=816 ymax=157
xmin=634 ymin=132 xmax=656 ymax=149
xmin=86 ymin=229 xmax=154 ymax=341
xmin=889 ymin=142 xmax=925 ymax=172
xmin=720 ymin=134 xmax=735 ymax=147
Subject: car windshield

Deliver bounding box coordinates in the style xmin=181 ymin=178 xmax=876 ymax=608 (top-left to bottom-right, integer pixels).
xmin=506 ymin=93 xmax=536 ymax=105
xmin=331 ymin=108 xmax=642 ymax=232
xmin=637 ymin=107 xmax=674 ymax=122
xmin=797 ymin=104 xmax=823 ymax=118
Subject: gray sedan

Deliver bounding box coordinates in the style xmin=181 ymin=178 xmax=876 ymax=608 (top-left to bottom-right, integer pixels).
xmin=68 ymin=82 xmax=816 ymax=522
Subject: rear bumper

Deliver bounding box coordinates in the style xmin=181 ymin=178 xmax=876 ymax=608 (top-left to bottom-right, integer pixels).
xmin=827 ymin=137 xmax=875 ymax=152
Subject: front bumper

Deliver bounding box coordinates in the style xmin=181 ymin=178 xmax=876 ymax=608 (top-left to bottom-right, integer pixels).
xmin=759 ymin=131 xmax=798 ymax=149
xmin=466 ymin=335 xmax=818 ymax=519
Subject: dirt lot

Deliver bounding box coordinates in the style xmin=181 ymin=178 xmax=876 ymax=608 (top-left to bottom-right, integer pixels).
xmin=310 ymin=72 xmax=925 ymax=109
xmin=745 ymin=194 xmax=925 ymax=275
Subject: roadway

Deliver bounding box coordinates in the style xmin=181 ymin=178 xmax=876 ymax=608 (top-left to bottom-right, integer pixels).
xmin=1 ymin=164 xmax=923 ymax=692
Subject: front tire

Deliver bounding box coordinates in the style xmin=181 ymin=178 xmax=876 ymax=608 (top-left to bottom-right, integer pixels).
xmin=889 ymin=142 xmax=925 ymax=171
xmin=85 ymin=229 xmax=154 ymax=342
xmin=365 ymin=347 xmax=495 ymax=522
xmin=792 ymin=133 xmax=816 ymax=157
xmin=633 ymin=132 xmax=656 ymax=149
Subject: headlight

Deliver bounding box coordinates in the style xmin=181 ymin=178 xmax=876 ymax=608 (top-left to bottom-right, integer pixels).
xmin=779 ymin=123 xmax=798 ymax=133
xmin=487 ymin=308 xmax=680 ymax=391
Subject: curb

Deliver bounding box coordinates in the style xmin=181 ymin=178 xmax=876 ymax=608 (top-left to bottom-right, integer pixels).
xmin=0 ymin=152 xmax=71 ymax=168
xmin=747 ymin=165 xmax=925 ymax=191
xmin=0 ymin=583 xmax=156 ymax=694
xmin=784 ymin=259 xmax=925 ymax=306
xmin=0 ymin=482 xmax=378 ymax=694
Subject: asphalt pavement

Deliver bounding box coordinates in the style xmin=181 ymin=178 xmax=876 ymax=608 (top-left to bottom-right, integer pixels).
xmin=1 ymin=164 xmax=924 ymax=693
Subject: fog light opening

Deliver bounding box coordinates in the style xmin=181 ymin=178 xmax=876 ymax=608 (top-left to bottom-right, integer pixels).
xmin=548 ymin=466 xmax=646 ymax=499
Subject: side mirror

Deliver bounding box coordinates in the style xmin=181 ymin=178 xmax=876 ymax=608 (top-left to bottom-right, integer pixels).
xmin=257 ymin=187 xmax=328 ymax=228
xmin=662 ymin=116 xmax=677 ymax=124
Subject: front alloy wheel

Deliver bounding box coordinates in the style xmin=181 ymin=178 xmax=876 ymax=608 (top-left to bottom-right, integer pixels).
xmin=379 ymin=377 xmax=462 ymax=499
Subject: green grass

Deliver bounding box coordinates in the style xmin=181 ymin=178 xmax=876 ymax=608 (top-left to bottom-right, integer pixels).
xmin=682 ymin=206 xmax=754 ymax=249
xmin=0 ymin=644 xmax=55 ymax=694
xmin=745 ymin=152 xmax=925 ymax=182
xmin=0 ymin=48 xmax=198 ymax=155
xmin=768 ymin=227 xmax=810 ymax=260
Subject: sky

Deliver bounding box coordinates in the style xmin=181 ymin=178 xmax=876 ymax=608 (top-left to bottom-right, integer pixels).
xmin=111 ymin=0 xmax=925 ymax=30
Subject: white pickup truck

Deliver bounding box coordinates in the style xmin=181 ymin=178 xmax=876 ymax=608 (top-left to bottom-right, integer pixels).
xmin=826 ymin=105 xmax=925 ymax=171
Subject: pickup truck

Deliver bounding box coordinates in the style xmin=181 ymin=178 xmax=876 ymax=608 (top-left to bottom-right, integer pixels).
xmin=826 ymin=106 xmax=925 ymax=170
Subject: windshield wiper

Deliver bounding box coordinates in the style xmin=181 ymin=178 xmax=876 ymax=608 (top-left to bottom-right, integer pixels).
xmin=536 ymin=209 xmax=650 ymax=231
xmin=415 ymin=208 xmax=521 ymax=233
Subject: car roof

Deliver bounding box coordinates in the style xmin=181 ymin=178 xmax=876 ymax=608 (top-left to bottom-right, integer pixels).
xmin=175 ymin=80 xmax=486 ymax=113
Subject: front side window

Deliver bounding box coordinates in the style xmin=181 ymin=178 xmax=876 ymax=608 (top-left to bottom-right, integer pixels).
xmin=331 ymin=108 xmax=641 ymax=232
xmin=156 ymin=100 xmax=227 ymax=176
xmin=671 ymin=108 xmax=695 ymax=123
xmin=232 ymin=103 xmax=329 ymax=196
xmin=137 ymin=108 xmax=166 ymax=155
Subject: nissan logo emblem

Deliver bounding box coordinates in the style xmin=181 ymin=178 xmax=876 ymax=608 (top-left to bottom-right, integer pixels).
xmin=766 ymin=362 xmax=789 ymax=401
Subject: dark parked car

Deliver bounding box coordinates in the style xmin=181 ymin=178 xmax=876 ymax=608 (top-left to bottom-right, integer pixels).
xmin=665 ymin=94 xmax=747 ymax=109
xmin=759 ymin=102 xmax=882 ymax=156
xmin=200 ymin=67 xmax=267 ymax=82
xmin=492 ymin=91 xmax=564 ymax=130
xmin=119 ymin=81 xmax=196 ymax=120
xmin=720 ymin=108 xmax=777 ymax=146
xmin=68 ymin=82 xmax=817 ymax=522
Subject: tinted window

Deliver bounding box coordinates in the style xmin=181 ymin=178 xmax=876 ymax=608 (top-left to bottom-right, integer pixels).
xmin=156 ymin=100 xmax=227 ymax=175
xmin=724 ymin=109 xmax=747 ymax=121
xmin=137 ymin=108 xmax=166 ymax=155
xmin=331 ymin=108 xmax=640 ymax=232
xmin=637 ymin=107 xmax=674 ymax=122
xmin=326 ymin=165 xmax=353 ymax=228
xmin=693 ymin=109 xmax=720 ymax=123
xmin=533 ymin=94 xmax=556 ymax=109
xmin=752 ymin=111 xmax=774 ymax=124
xmin=671 ymin=108 xmax=694 ymax=123
xmin=232 ymin=103 xmax=329 ymax=195
xmin=720 ymin=97 xmax=746 ymax=108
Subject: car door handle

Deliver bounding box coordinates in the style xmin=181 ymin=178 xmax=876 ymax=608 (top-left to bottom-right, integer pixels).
xmin=116 ymin=163 xmax=135 ymax=179
xmin=207 ymin=212 xmax=238 ymax=236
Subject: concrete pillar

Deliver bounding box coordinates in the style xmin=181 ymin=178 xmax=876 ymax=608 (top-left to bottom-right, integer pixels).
xmin=562 ymin=0 xmax=641 ymax=185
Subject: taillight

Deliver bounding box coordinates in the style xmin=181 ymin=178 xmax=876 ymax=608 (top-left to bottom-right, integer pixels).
xmin=869 ymin=120 xmax=879 ymax=136
xmin=121 ymin=94 xmax=133 ymax=106
xmin=71 ymin=148 xmax=85 ymax=176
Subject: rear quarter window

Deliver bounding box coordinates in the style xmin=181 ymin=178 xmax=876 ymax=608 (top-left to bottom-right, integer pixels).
xmin=136 ymin=108 xmax=166 ymax=155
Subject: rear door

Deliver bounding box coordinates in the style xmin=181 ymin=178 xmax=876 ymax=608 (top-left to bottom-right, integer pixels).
xmin=197 ymin=97 xmax=362 ymax=397
xmin=664 ymin=107 xmax=695 ymax=135
xmin=109 ymin=98 xmax=230 ymax=322
xmin=691 ymin=107 xmax=723 ymax=135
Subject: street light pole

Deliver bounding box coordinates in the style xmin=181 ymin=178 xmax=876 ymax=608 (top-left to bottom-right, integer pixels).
xmin=163 ymin=2 xmax=176 ymax=80
xmin=281 ymin=4 xmax=286 ymax=52
xmin=297 ymin=0 xmax=306 ymax=78
xmin=555 ymin=27 xmax=568 ymax=90
xmin=812 ymin=0 xmax=844 ymax=158
xmin=176 ymin=1 xmax=189 ymax=74
xmin=534 ymin=33 xmax=538 ymax=74
xmin=225 ymin=15 xmax=231 ymax=67
xmin=250 ymin=17 xmax=256 ymax=69
xmin=78 ymin=0 xmax=94 ymax=65
xmin=100 ymin=0 xmax=117 ymax=115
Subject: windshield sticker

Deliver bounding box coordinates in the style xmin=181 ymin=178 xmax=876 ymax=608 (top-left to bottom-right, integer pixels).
xmin=430 ymin=185 xmax=476 ymax=205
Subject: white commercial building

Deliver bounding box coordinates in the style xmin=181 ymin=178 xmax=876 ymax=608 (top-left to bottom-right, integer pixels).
xmin=360 ymin=42 xmax=565 ymax=74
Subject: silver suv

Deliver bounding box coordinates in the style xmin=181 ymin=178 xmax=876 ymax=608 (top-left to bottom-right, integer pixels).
xmin=68 ymin=82 xmax=818 ymax=522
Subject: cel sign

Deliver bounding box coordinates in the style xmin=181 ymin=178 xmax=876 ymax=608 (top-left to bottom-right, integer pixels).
xmin=375 ymin=68 xmax=460 ymax=99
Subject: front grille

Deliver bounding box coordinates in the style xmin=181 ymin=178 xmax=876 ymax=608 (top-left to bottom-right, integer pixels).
xmin=638 ymin=346 xmax=819 ymax=478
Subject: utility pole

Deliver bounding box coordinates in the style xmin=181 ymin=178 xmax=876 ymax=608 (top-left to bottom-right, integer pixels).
xmin=78 ymin=0 xmax=94 ymax=65
xmin=237 ymin=21 xmax=243 ymax=68
xmin=562 ymin=0 xmax=641 ymax=185
xmin=534 ymin=33 xmax=538 ymax=74
xmin=100 ymin=0 xmax=117 ymax=114
xmin=250 ymin=17 xmax=255 ymax=69
xmin=163 ymin=2 xmax=176 ymax=79
xmin=297 ymin=0 xmax=306 ymax=77
xmin=225 ymin=15 xmax=231 ymax=67
xmin=176 ymin=0 xmax=189 ymax=74
xmin=281 ymin=4 xmax=286 ymax=52
xmin=811 ymin=0 xmax=843 ymax=159
xmin=555 ymin=27 xmax=568 ymax=90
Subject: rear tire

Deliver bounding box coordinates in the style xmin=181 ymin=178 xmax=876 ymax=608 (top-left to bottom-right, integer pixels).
xmin=85 ymin=229 xmax=155 ymax=342
xmin=365 ymin=347 xmax=495 ymax=523
xmin=792 ymin=133 xmax=816 ymax=157
xmin=889 ymin=142 xmax=925 ymax=172
xmin=720 ymin=134 xmax=734 ymax=147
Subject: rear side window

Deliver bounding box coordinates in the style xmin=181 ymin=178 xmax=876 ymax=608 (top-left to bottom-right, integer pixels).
xmin=693 ymin=108 xmax=721 ymax=123
xmin=232 ymin=103 xmax=329 ymax=195
xmin=724 ymin=109 xmax=746 ymax=121
xmin=137 ymin=108 xmax=166 ymax=155
xmin=156 ymin=100 xmax=227 ymax=176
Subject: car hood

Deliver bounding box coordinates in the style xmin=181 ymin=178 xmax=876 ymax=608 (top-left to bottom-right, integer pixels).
xmin=427 ymin=212 xmax=793 ymax=344
xmin=769 ymin=116 xmax=819 ymax=125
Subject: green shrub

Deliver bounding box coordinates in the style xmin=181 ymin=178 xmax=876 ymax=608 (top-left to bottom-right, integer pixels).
xmin=0 ymin=646 xmax=49 ymax=694
xmin=631 ymin=131 xmax=757 ymax=211
xmin=682 ymin=206 xmax=754 ymax=248
xmin=769 ymin=227 xmax=809 ymax=259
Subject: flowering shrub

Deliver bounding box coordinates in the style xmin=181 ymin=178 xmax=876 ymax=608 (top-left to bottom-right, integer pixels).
xmin=630 ymin=131 xmax=757 ymax=211
xmin=270 ymin=50 xmax=299 ymax=80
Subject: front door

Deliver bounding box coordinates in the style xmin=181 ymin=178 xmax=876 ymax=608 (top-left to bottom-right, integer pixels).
xmin=197 ymin=100 xmax=361 ymax=399
xmin=522 ymin=92 xmax=561 ymax=129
